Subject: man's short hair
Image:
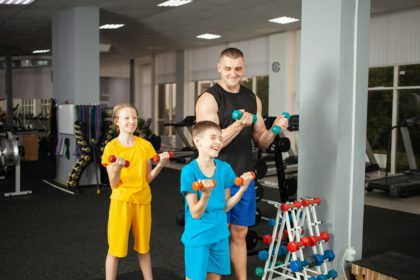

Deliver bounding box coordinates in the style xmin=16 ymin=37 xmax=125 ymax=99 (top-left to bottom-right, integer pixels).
xmin=220 ymin=47 xmax=244 ymax=60
xmin=192 ymin=121 xmax=221 ymax=138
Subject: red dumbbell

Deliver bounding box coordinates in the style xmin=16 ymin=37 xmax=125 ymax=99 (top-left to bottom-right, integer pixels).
xmin=308 ymin=232 xmax=330 ymax=245
xmin=108 ymin=155 xmax=130 ymax=167
xmin=280 ymin=201 xmax=302 ymax=212
xmin=262 ymin=234 xmax=272 ymax=245
xmin=234 ymin=171 xmax=256 ymax=186
xmin=153 ymin=151 xmax=175 ymax=163
xmin=287 ymin=236 xmax=312 ymax=252
xmin=301 ymin=197 xmax=321 ymax=207
xmin=192 ymin=179 xmax=216 ymax=191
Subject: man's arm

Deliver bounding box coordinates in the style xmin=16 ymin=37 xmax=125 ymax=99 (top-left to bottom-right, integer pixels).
xmin=252 ymin=96 xmax=289 ymax=149
xmin=196 ymin=92 xmax=250 ymax=147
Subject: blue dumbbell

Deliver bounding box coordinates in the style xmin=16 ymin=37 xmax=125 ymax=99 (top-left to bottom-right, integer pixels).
xmin=278 ymin=245 xmax=288 ymax=256
xmin=308 ymin=269 xmax=338 ymax=280
xmin=267 ymin=218 xmax=276 ymax=227
xmin=258 ymin=250 xmax=268 ymax=261
xmin=271 ymin=112 xmax=291 ymax=135
xmin=258 ymin=246 xmax=287 ymax=261
xmin=232 ymin=110 xmax=257 ymax=124
xmin=290 ymin=259 xmax=309 ymax=272
xmin=313 ymin=250 xmax=335 ymax=266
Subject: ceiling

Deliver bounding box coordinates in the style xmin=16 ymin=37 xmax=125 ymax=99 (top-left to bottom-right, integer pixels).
xmin=1 ymin=0 xmax=420 ymax=59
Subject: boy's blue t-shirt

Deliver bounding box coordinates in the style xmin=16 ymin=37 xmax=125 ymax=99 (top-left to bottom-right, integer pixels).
xmin=181 ymin=159 xmax=237 ymax=246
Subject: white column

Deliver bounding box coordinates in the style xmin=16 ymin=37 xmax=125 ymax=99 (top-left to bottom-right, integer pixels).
xmin=298 ymin=0 xmax=370 ymax=275
xmin=52 ymin=7 xmax=99 ymax=185
xmin=52 ymin=7 xmax=99 ymax=104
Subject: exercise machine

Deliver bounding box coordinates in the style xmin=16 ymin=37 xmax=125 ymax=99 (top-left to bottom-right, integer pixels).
xmin=257 ymin=115 xmax=299 ymax=202
xmin=366 ymin=116 xmax=420 ymax=197
xmin=164 ymin=116 xmax=197 ymax=163
xmin=0 ymin=131 xmax=31 ymax=197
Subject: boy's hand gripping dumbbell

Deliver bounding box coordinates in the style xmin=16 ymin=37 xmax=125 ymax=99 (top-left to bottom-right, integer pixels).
xmin=192 ymin=179 xmax=216 ymax=193
xmin=234 ymin=171 xmax=255 ymax=190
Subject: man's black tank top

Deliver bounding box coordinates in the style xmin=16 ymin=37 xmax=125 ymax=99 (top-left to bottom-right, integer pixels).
xmin=205 ymin=83 xmax=257 ymax=175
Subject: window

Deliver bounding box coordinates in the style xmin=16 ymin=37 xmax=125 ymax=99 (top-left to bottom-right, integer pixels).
xmin=156 ymin=83 xmax=176 ymax=137
xmin=398 ymin=64 xmax=420 ymax=87
xmin=241 ymin=76 xmax=269 ymax=116
xmin=368 ymin=66 xmax=393 ymax=87
xmin=397 ymin=89 xmax=420 ymax=171
xmin=197 ymin=80 xmax=213 ymax=97
xmin=367 ymin=90 xmax=392 ymax=153
xmin=367 ymin=65 xmax=420 ymax=172
xmin=256 ymin=76 xmax=269 ymax=117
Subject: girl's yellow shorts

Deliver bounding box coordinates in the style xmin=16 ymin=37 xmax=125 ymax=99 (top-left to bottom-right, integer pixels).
xmin=107 ymin=199 xmax=151 ymax=257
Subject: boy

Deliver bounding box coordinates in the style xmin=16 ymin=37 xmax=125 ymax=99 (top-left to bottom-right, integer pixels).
xmin=180 ymin=120 xmax=254 ymax=280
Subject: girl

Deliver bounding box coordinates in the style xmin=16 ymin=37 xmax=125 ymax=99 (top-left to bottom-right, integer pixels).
xmin=101 ymin=103 xmax=170 ymax=280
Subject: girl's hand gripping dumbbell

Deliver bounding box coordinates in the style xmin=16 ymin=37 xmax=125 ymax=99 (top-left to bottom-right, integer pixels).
xmin=152 ymin=151 xmax=173 ymax=163
xmin=108 ymin=155 xmax=130 ymax=168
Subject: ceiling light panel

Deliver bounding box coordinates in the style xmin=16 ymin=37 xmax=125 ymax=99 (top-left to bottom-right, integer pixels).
xmin=158 ymin=0 xmax=193 ymax=7
xmin=0 ymin=0 xmax=36 ymax=4
xmin=99 ymin=24 xmax=125 ymax=30
xmin=32 ymin=49 xmax=50 ymax=54
xmin=269 ymin=16 xmax=299 ymax=24
xmin=196 ymin=33 xmax=221 ymax=40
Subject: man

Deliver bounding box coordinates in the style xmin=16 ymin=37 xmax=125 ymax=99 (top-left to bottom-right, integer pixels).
xmin=195 ymin=47 xmax=288 ymax=279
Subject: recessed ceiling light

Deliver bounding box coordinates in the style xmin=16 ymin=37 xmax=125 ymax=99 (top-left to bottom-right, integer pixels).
xmin=32 ymin=49 xmax=50 ymax=54
xmin=269 ymin=16 xmax=299 ymax=24
xmin=99 ymin=24 xmax=125 ymax=30
xmin=0 ymin=0 xmax=36 ymax=4
xmin=158 ymin=0 xmax=192 ymax=7
xmin=196 ymin=33 xmax=221 ymax=40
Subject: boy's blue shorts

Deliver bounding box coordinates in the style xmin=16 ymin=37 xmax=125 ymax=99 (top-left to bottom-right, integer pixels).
xmin=229 ymin=180 xmax=256 ymax=227
xmin=185 ymin=238 xmax=230 ymax=280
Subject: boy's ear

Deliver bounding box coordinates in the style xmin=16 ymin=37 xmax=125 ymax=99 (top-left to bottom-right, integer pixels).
xmin=193 ymin=136 xmax=200 ymax=146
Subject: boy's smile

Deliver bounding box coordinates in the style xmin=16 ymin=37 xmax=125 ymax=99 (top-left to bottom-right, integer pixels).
xmin=196 ymin=128 xmax=222 ymax=158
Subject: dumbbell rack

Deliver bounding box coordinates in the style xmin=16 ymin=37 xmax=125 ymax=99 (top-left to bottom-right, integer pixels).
xmin=262 ymin=197 xmax=336 ymax=280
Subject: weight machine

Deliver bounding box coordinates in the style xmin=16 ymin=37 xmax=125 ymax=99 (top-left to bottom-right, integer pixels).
xmin=0 ymin=131 xmax=31 ymax=197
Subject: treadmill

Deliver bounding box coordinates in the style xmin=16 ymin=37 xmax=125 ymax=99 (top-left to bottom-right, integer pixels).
xmin=164 ymin=116 xmax=197 ymax=163
xmin=366 ymin=116 xmax=420 ymax=197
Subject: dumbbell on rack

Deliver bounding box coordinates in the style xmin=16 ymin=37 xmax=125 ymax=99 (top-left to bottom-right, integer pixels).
xmin=309 ymin=269 xmax=338 ymax=280
xmin=246 ymin=229 xmax=274 ymax=251
xmin=289 ymin=250 xmax=335 ymax=272
xmin=255 ymin=261 xmax=284 ymax=277
xmin=253 ymin=245 xmax=288 ymax=261
xmin=255 ymin=207 xmax=276 ymax=227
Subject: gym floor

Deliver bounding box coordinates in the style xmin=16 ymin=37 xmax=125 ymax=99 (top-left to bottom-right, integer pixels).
xmin=1 ymin=154 xmax=420 ymax=280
